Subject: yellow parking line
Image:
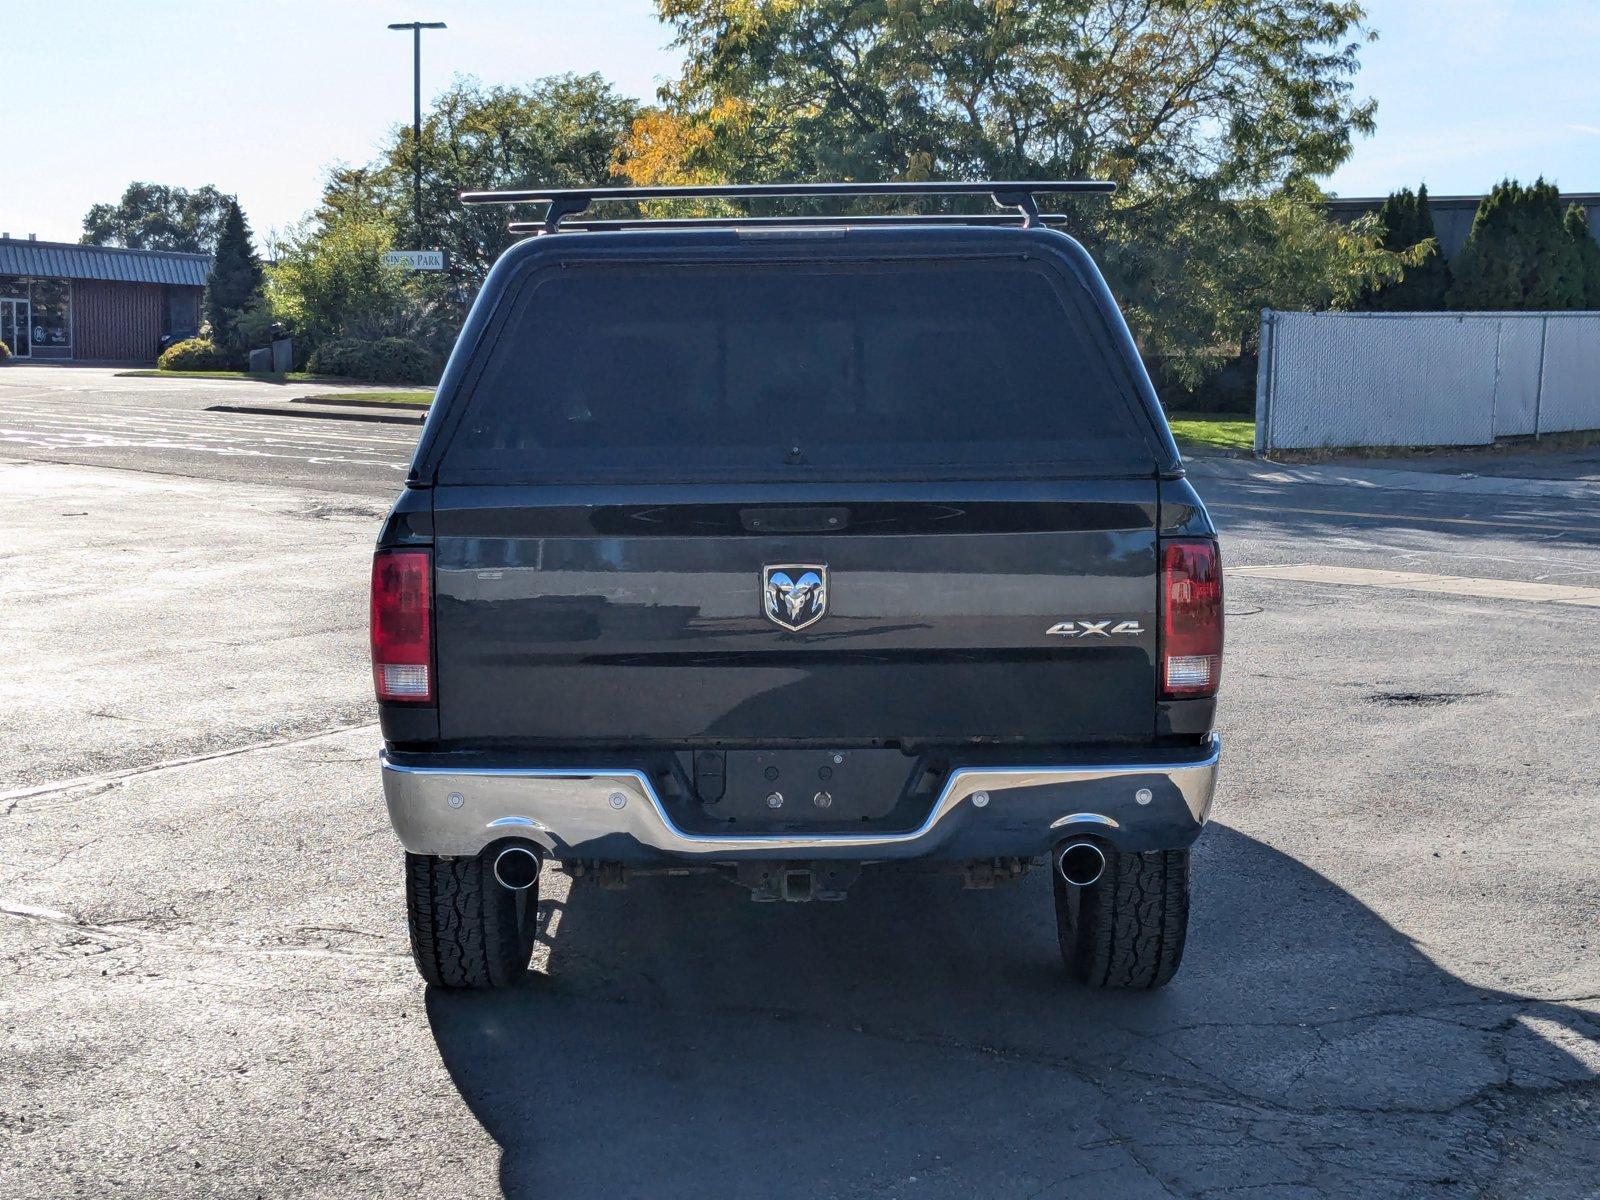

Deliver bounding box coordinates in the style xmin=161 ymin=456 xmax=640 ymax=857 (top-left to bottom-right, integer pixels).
xmin=1209 ymin=500 xmax=1595 ymax=536
xmin=1230 ymin=563 xmax=1600 ymax=607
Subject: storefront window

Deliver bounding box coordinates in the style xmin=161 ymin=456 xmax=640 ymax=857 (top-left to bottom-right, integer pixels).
xmin=30 ymin=279 xmax=71 ymax=348
xmin=0 ymin=275 xmax=26 ymax=299
xmin=164 ymin=286 xmax=199 ymax=338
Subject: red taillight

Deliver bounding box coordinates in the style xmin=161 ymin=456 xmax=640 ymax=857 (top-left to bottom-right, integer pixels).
xmin=1160 ymin=539 xmax=1223 ymax=699
xmin=370 ymin=548 xmax=433 ymax=703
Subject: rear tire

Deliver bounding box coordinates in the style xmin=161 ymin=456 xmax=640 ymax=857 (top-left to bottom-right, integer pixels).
xmin=1054 ymin=846 xmax=1189 ymax=989
xmin=405 ymin=850 xmax=538 ymax=989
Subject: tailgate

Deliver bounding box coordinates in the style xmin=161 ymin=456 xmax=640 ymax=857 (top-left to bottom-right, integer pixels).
xmin=432 ymin=483 xmax=1158 ymax=747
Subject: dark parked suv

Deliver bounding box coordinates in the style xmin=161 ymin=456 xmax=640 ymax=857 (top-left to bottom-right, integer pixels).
xmin=371 ymin=182 xmax=1222 ymax=991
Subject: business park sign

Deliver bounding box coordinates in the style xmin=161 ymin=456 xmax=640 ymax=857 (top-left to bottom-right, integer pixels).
xmin=383 ymin=250 xmax=445 ymax=271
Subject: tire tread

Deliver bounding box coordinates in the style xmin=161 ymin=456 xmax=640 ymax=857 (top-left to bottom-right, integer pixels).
xmin=1056 ymin=847 xmax=1189 ymax=989
xmin=405 ymin=852 xmax=534 ymax=989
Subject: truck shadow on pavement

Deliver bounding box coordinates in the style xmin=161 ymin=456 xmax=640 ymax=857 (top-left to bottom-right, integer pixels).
xmin=425 ymin=825 xmax=1599 ymax=1199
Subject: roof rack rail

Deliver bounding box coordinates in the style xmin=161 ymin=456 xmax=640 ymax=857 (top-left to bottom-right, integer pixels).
xmin=508 ymin=212 xmax=1072 ymax=235
xmin=461 ymin=180 xmax=1114 ymax=234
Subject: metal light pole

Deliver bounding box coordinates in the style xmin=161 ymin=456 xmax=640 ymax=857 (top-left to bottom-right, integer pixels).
xmin=387 ymin=21 xmax=447 ymax=245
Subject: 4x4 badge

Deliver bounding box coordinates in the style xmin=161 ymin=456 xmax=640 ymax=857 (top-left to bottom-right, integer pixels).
xmin=1046 ymin=619 xmax=1144 ymax=638
xmin=763 ymin=564 xmax=829 ymax=632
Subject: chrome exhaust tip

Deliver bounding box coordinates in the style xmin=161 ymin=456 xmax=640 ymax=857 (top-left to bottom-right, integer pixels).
xmin=492 ymin=844 xmax=542 ymax=891
xmin=1056 ymin=840 xmax=1106 ymax=887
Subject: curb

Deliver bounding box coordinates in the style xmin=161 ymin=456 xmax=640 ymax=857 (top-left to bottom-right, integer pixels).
xmin=206 ymin=404 xmax=425 ymax=427
xmin=293 ymin=396 xmax=431 ymax=412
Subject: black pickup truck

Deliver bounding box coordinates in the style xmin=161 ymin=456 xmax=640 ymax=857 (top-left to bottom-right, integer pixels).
xmin=371 ymin=182 xmax=1222 ymax=992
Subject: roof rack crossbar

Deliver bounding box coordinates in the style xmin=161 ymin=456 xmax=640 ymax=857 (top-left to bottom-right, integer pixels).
xmin=461 ymin=180 xmax=1114 ymax=233
xmin=507 ymin=212 xmax=1073 ymax=234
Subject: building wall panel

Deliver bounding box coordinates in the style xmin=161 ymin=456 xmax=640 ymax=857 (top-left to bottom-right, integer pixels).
xmin=73 ymin=281 xmax=165 ymax=361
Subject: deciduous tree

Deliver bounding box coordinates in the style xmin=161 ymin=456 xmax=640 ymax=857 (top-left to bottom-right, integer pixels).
xmin=647 ymin=0 xmax=1374 ymax=190
xmin=321 ymin=74 xmax=639 ymax=308
xmin=82 ymin=183 xmax=233 ymax=253
xmin=627 ymin=0 xmax=1392 ymax=379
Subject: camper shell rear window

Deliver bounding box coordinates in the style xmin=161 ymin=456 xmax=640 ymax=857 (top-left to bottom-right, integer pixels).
xmin=435 ymin=254 xmax=1159 ymax=483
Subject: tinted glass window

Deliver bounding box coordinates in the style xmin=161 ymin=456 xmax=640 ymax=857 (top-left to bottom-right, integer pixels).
xmin=32 ymin=280 xmax=71 ymax=348
xmin=439 ymin=258 xmax=1153 ymax=481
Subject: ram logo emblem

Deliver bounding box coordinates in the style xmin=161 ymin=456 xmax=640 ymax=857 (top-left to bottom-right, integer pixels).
xmin=763 ymin=565 xmax=829 ymax=632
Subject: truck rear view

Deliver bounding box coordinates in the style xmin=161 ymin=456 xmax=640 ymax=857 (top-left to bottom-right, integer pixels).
xmin=371 ymin=183 xmax=1222 ymax=992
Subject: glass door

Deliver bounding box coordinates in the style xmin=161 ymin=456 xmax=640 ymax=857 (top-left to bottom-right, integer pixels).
xmin=0 ymin=299 xmax=30 ymax=357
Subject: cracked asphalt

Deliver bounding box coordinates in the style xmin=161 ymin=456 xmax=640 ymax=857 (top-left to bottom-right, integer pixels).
xmin=1 ymin=368 xmax=1597 ymax=1198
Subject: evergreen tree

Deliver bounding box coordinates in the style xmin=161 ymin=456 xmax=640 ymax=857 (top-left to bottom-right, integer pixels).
xmin=205 ymin=200 xmax=264 ymax=349
xmin=1360 ymin=183 xmax=1451 ymax=310
xmin=1450 ymin=179 xmax=1585 ymax=310
xmin=1564 ymin=204 xmax=1600 ymax=309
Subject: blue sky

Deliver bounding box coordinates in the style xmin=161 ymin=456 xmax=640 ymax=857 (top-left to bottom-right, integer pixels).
xmin=5 ymin=0 xmax=1596 ymax=245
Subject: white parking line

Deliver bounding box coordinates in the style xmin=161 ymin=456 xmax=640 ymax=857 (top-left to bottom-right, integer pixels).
xmin=1209 ymin=500 xmax=1595 ymax=537
xmin=0 ymin=420 xmax=410 ymax=449
xmin=0 ymin=425 xmax=415 ymax=456
xmin=0 ymin=394 xmax=419 ymax=473
xmin=1 ymin=406 xmax=418 ymax=446
xmin=0 ymin=421 xmax=416 ymax=455
xmin=0 ymin=432 xmax=408 ymax=471
xmin=0 ymin=721 xmax=380 ymax=808
xmin=1231 ymin=564 xmax=1600 ymax=607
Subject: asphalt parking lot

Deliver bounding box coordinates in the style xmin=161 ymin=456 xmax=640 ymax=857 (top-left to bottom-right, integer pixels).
xmin=2 ymin=366 xmax=1597 ymax=1199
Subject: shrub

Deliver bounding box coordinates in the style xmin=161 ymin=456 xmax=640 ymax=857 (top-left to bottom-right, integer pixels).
xmin=1148 ymin=352 xmax=1257 ymax=415
xmin=267 ymin=216 xmax=414 ymax=348
xmin=306 ymin=337 xmax=441 ymax=385
xmin=0 ymin=340 xmax=11 ymax=362
xmin=157 ymin=337 xmax=227 ymax=371
xmin=233 ymin=297 xmax=285 ymax=354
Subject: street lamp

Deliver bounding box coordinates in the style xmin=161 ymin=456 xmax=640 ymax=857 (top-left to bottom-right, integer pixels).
xmin=388 ymin=21 xmax=447 ymax=246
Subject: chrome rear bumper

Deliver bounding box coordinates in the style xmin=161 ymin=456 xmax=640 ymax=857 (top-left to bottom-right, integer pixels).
xmin=381 ymin=736 xmax=1220 ymax=862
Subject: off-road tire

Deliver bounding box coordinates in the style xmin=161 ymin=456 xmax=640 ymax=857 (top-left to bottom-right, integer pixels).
xmin=405 ymin=851 xmax=538 ymax=989
xmin=1054 ymin=847 xmax=1189 ymax=989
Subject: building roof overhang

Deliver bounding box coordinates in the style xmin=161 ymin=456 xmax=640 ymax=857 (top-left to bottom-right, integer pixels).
xmin=0 ymin=237 xmax=212 ymax=287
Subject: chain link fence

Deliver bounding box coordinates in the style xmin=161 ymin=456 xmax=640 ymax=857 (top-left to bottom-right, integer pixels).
xmin=1254 ymin=310 xmax=1600 ymax=453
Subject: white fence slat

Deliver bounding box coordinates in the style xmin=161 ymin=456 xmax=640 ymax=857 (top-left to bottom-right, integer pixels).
xmin=1536 ymin=315 xmax=1600 ymax=434
xmin=1254 ymin=311 xmax=1600 ymax=451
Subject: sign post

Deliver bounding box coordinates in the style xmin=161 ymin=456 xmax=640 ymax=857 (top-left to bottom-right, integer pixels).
xmin=383 ymin=250 xmax=446 ymax=271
